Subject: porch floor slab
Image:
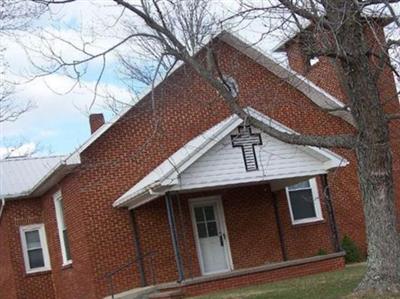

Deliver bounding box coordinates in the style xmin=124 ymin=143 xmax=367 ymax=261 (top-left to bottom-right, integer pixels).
xmin=158 ymin=252 xmax=346 ymax=297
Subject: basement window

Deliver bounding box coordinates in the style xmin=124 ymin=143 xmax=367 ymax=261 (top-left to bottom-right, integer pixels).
xmin=286 ymin=178 xmax=323 ymax=225
xmin=54 ymin=191 xmax=72 ymax=265
xmin=20 ymin=224 xmax=51 ymax=274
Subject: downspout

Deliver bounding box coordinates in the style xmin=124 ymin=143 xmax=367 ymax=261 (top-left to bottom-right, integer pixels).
xmin=0 ymin=198 xmax=5 ymax=223
xmin=321 ymin=174 xmax=342 ymax=252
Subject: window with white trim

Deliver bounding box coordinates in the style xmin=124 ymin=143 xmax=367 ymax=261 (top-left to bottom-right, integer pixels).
xmin=20 ymin=224 xmax=51 ymax=273
xmin=53 ymin=191 xmax=72 ymax=265
xmin=286 ymin=178 xmax=323 ymax=225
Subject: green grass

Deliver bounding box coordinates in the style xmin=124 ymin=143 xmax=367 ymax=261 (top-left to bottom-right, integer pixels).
xmin=190 ymin=264 xmax=400 ymax=299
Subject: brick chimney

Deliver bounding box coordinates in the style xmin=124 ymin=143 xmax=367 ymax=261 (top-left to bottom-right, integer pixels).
xmin=276 ymin=18 xmax=396 ymax=104
xmin=285 ymin=41 xmax=310 ymax=75
xmin=89 ymin=113 xmax=105 ymax=134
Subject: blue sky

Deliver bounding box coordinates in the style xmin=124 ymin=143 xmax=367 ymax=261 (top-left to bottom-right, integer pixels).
xmin=1 ymin=1 xmax=135 ymax=157
xmin=0 ymin=0 xmax=285 ymax=158
xmin=4 ymin=1 xmax=396 ymax=158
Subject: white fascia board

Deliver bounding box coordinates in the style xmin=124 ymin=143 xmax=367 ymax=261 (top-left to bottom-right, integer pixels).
xmin=271 ymin=21 xmax=312 ymax=53
xmin=126 ymin=186 xmax=171 ymax=210
xmin=113 ymin=183 xmax=164 ymax=208
xmin=30 ymin=162 xmax=79 ymax=197
xmin=171 ymin=169 xmax=328 ymax=193
xmin=3 ymin=159 xmax=78 ymax=200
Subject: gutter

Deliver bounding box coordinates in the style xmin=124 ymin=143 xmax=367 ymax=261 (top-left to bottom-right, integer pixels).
xmin=2 ymin=158 xmax=79 ymax=200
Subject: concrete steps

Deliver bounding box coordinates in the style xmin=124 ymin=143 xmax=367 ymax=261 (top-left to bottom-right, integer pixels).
xmin=148 ymin=290 xmax=183 ymax=299
xmin=103 ymin=286 xmax=158 ymax=299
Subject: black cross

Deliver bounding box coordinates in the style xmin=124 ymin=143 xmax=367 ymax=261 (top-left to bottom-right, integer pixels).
xmin=231 ymin=126 xmax=262 ymax=171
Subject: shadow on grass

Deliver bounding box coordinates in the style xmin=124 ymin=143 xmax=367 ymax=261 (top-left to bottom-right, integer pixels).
xmin=189 ymin=263 xmax=398 ymax=299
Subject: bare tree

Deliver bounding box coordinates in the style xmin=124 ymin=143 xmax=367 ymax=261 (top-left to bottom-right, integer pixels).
xmin=29 ymin=0 xmax=400 ymax=295
xmin=0 ymin=0 xmax=46 ymax=33
xmin=0 ymin=78 xmax=33 ymax=123
xmin=0 ymin=0 xmax=46 ymax=122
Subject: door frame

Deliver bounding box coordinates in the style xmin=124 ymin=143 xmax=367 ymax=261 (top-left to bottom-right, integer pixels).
xmin=189 ymin=195 xmax=234 ymax=275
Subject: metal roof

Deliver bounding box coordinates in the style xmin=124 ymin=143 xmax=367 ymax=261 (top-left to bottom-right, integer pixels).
xmin=0 ymin=156 xmax=66 ymax=198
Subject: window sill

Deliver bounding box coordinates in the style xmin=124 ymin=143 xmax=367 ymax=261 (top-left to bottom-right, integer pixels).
xmin=25 ymin=269 xmax=51 ymax=278
xmin=291 ymin=219 xmax=325 ymax=227
xmin=62 ymin=262 xmax=73 ymax=270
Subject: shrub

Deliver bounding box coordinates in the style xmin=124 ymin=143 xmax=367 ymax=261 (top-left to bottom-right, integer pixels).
xmin=317 ymin=248 xmax=328 ymax=256
xmin=341 ymin=235 xmax=361 ymax=263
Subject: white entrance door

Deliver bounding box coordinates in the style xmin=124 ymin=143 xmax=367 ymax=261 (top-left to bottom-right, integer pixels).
xmin=190 ymin=197 xmax=232 ymax=275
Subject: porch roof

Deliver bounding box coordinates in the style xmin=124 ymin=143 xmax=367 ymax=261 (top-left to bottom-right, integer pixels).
xmin=113 ymin=108 xmax=348 ymax=209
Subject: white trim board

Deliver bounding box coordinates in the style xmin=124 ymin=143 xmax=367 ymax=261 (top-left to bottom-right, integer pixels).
xmin=53 ymin=190 xmax=72 ymax=266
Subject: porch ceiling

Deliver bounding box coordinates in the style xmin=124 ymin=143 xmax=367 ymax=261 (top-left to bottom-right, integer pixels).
xmin=113 ymin=108 xmax=349 ymax=209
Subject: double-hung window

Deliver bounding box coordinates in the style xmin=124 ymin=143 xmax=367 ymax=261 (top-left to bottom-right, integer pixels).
xmin=20 ymin=224 xmax=51 ymax=273
xmin=286 ymin=178 xmax=323 ymax=225
xmin=53 ymin=191 xmax=72 ymax=265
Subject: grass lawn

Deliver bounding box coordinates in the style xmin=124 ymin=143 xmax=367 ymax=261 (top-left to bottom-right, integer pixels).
xmin=190 ymin=263 xmax=400 ymax=299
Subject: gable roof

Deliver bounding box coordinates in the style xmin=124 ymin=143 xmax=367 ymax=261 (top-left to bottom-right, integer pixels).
xmin=3 ymin=31 xmax=353 ymax=200
xmin=0 ymin=156 xmax=66 ymax=198
xmin=65 ymin=31 xmax=353 ymax=166
xmin=113 ymin=107 xmax=349 ymax=209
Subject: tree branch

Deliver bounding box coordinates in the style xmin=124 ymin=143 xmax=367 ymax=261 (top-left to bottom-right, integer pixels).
xmin=277 ymin=0 xmax=327 ymax=26
xmin=387 ymin=113 xmax=400 ymax=121
xmin=360 ymin=0 xmax=400 ymax=6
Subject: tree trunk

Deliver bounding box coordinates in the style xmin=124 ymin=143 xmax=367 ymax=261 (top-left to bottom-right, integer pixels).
xmin=331 ymin=6 xmax=400 ymax=293
xmin=355 ymin=141 xmax=400 ymax=294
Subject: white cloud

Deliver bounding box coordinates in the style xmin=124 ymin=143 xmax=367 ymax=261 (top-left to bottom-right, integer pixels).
xmin=0 ymin=73 xmax=132 ymax=154
xmin=0 ymin=142 xmax=36 ymax=159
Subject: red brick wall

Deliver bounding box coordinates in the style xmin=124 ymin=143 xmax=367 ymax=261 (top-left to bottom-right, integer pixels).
xmin=0 ymin=31 xmax=398 ymax=299
xmin=1 ymin=198 xmax=55 ymax=299
xmin=284 ymin=22 xmax=400 ymax=254
xmin=220 ymin=185 xmax=284 ymax=267
xmin=129 ymin=180 xmax=336 ymax=286
xmin=0 ymin=206 xmax=17 ymax=299
xmin=275 ymin=176 xmax=335 ymax=259
xmin=42 ymin=180 xmax=97 ymax=299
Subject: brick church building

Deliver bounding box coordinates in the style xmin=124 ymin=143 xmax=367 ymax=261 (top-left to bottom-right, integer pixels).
xmin=0 ymin=25 xmax=399 ymax=299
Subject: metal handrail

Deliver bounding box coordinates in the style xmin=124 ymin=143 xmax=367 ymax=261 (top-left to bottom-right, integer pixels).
xmin=104 ymin=251 xmax=157 ymax=299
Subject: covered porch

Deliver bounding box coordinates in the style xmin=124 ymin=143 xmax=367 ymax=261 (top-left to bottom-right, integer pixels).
xmin=111 ymin=108 xmax=348 ymax=296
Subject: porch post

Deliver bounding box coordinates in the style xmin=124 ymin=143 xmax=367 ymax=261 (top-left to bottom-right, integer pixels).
xmin=272 ymin=191 xmax=288 ymax=261
xmin=321 ymin=174 xmax=342 ymax=252
xmin=129 ymin=209 xmax=147 ymax=287
xmin=165 ymin=192 xmax=185 ymax=282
